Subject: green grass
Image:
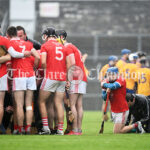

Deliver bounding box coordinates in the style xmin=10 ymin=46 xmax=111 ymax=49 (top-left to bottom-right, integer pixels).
xmin=0 ymin=111 xmax=150 ymax=150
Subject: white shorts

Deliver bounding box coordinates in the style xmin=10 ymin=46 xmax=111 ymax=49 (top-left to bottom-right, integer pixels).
xmin=0 ymin=74 xmax=8 ymax=91
xmin=13 ymin=76 xmax=37 ymax=91
xmin=112 ymin=110 xmax=129 ymax=124
xmin=40 ymin=78 xmax=66 ymax=93
xmin=69 ymin=81 xmax=87 ymax=94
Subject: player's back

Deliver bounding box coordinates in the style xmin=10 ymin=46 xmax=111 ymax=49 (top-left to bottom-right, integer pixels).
xmin=41 ymin=39 xmax=67 ymax=81
xmin=135 ymin=68 xmax=150 ymax=96
xmin=0 ymin=36 xmax=11 ymax=78
xmin=123 ymin=63 xmax=138 ymax=90
xmin=10 ymin=38 xmax=34 ymax=78
xmin=65 ymin=43 xmax=87 ymax=82
xmin=136 ymin=61 xmax=141 ymax=68
xmin=116 ymin=59 xmax=126 ymax=74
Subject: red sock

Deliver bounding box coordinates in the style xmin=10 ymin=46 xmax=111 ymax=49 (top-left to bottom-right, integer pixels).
xmin=14 ymin=125 xmax=18 ymax=130
xmin=42 ymin=117 xmax=48 ymax=128
xmin=134 ymin=123 xmax=138 ymax=128
xmin=58 ymin=122 xmax=64 ymax=131
xmin=18 ymin=126 xmax=24 ymax=133
xmin=25 ymin=125 xmax=31 ymax=132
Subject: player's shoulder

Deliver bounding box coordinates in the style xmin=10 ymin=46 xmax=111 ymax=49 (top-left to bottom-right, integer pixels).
xmin=116 ymin=59 xmax=122 ymax=64
xmin=102 ymin=64 xmax=109 ymax=70
xmin=0 ymin=36 xmax=8 ymax=42
xmin=41 ymin=40 xmax=50 ymax=49
xmin=138 ymin=67 xmax=150 ymax=73
xmin=145 ymin=68 xmax=150 ymax=73
xmin=116 ymin=59 xmax=122 ymax=67
xmin=65 ymin=42 xmax=77 ymax=50
xmin=25 ymin=40 xmax=34 ymax=47
xmin=127 ymin=63 xmax=137 ymax=69
xmin=21 ymin=40 xmax=32 ymax=46
xmin=9 ymin=38 xmax=20 ymax=46
xmin=131 ymin=63 xmax=138 ymax=67
xmin=117 ymin=59 xmax=126 ymax=65
xmin=116 ymin=77 xmax=126 ymax=84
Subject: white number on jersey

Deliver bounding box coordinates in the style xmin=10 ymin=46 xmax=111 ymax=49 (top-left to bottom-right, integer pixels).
xmin=19 ymin=45 xmax=26 ymax=53
xmin=55 ymin=47 xmax=63 ymax=61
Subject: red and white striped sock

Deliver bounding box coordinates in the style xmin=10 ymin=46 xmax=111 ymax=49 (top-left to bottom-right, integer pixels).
xmin=18 ymin=126 xmax=24 ymax=133
xmin=25 ymin=125 xmax=31 ymax=133
xmin=58 ymin=122 xmax=64 ymax=131
xmin=42 ymin=117 xmax=49 ymax=130
xmin=14 ymin=125 xmax=18 ymax=131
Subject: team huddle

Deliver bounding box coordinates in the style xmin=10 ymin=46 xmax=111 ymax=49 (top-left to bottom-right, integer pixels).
xmin=0 ymin=26 xmax=87 ymax=135
xmin=0 ymin=25 xmax=150 ymax=135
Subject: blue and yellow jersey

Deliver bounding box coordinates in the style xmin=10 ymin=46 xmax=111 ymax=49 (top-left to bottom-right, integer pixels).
xmin=99 ymin=64 xmax=109 ymax=81
xmin=135 ymin=68 xmax=150 ymax=96
xmin=116 ymin=59 xmax=127 ymax=74
xmin=122 ymin=63 xmax=138 ymax=90
xmin=136 ymin=61 xmax=141 ymax=68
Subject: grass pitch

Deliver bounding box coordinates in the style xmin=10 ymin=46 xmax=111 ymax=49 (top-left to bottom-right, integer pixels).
xmin=0 ymin=111 xmax=150 ymax=150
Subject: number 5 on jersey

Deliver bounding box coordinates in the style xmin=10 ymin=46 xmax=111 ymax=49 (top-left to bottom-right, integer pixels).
xmin=55 ymin=47 xmax=63 ymax=61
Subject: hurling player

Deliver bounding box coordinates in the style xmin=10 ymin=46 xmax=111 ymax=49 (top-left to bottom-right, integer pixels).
xmin=39 ymin=27 xmax=75 ymax=135
xmin=6 ymin=26 xmax=40 ymax=134
xmin=101 ymin=67 xmax=144 ymax=133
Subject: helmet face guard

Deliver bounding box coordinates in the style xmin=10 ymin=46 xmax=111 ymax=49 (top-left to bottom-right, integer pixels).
xmin=42 ymin=34 xmax=47 ymax=41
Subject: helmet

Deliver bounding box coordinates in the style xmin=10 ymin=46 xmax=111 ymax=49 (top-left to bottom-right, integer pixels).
xmin=129 ymin=53 xmax=138 ymax=61
xmin=136 ymin=51 xmax=146 ymax=58
xmin=121 ymin=49 xmax=131 ymax=55
xmin=55 ymin=29 xmax=67 ymax=40
xmin=42 ymin=27 xmax=56 ymax=37
xmin=108 ymin=55 xmax=118 ymax=62
xmin=107 ymin=67 xmax=119 ymax=74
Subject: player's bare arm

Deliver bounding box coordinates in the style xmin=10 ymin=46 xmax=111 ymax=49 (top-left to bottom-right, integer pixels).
xmin=41 ymin=52 xmax=47 ymax=69
xmin=8 ymin=45 xmax=31 ymax=58
xmin=66 ymin=53 xmax=75 ymax=69
xmin=0 ymin=53 xmax=11 ymax=64
xmin=31 ymin=48 xmax=40 ymax=68
xmin=66 ymin=53 xmax=75 ymax=89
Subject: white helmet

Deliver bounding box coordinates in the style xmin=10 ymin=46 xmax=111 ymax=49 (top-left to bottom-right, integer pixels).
xmin=129 ymin=53 xmax=138 ymax=61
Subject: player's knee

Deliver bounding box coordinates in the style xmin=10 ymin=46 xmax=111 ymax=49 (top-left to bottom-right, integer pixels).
xmin=0 ymin=104 xmax=3 ymax=109
xmin=113 ymin=130 xmax=121 ymax=134
xmin=16 ymin=103 xmax=23 ymax=108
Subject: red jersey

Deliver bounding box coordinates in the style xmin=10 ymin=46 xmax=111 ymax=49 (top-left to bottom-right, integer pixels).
xmin=41 ymin=39 xmax=72 ymax=81
xmin=31 ymin=50 xmax=44 ymax=78
xmin=0 ymin=36 xmax=11 ymax=77
xmin=10 ymin=38 xmax=35 ymax=78
xmin=65 ymin=43 xmax=87 ymax=82
xmin=107 ymin=77 xmax=129 ymax=113
xmin=0 ymin=36 xmax=11 ymax=49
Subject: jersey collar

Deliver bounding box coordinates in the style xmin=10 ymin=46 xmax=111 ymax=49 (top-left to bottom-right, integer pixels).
xmin=10 ymin=37 xmax=20 ymax=41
